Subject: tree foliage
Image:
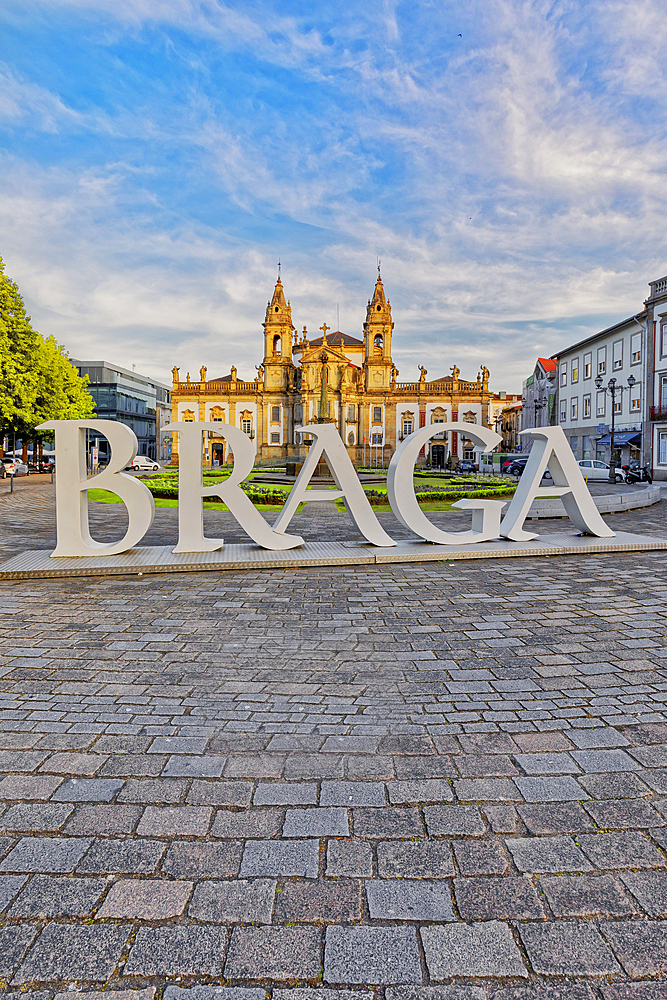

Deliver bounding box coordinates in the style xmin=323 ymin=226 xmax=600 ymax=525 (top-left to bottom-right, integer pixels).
xmin=0 ymin=256 xmax=94 ymax=438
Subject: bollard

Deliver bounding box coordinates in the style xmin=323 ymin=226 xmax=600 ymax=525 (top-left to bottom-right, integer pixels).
xmin=10 ymin=474 xmax=13 ymax=493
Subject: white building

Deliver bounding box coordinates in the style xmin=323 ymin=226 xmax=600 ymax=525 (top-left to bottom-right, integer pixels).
xmin=644 ymin=275 xmax=667 ymax=480
xmin=552 ymin=314 xmax=645 ymax=468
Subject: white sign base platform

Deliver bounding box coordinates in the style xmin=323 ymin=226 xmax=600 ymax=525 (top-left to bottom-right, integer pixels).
xmin=1 ymin=531 xmax=665 ymax=581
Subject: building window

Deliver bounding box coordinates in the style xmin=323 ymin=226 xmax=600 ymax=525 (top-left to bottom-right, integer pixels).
xmin=182 ymin=409 xmax=195 ymax=422
xmin=583 ymin=435 xmax=592 ymax=459
xmin=242 ymin=419 xmax=252 ymax=435
xmin=571 ymin=358 xmax=579 ymax=383
xmin=294 ymin=403 xmax=303 ymax=422
xmin=373 ymin=406 xmax=382 ymax=424
xmin=661 ymin=324 xmax=667 ymax=358
xmin=347 ymin=404 xmax=355 ymax=421
xmin=347 ymin=431 xmax=354 ymax=445
xmin=584 ymin=352 xmax=592 ymax=379
xmin=463 ymin=410 xmax=476 ymax=423
xmin=596 ymin=392 xmax=606 ymax=416
xmin=402 ymin=418 xmax=413 ymax=436
xmin=570 ymin=436 xmax=578 ymax=453
xmin=597 ymin=346 xmax=606 ymax=374
xmin=662 ymin=376 xmax=667 ymax=408
xmin=560 ymin=399 xmax=567 ymax=422
xmin=271 ymin=405 xmax=280 ymax=423
xmin=273 ymin=334 xmax=281 ymax=356
xmin=630 ymin=386 xmax=641 ymax=412
xmin=571 ymin=398 xmax=578 ymax=420
xmin=270 ymin=432 xmax=280 ymax=444
xmin=583 ymin=394 xmax=591 ymax=418
xmin=660 ymin=431 xmax=667 ymax=464
xmin=560 ymin=362 xmax=567 ymax=387
xmin=371 ymin=433 xmax=382 ymax=444
xmin=613 ymin=339 xmax=623 ymax=370
xmin=631 ymin=332 xmax=641 ymax=364
xmin=614 ymin=397 xmax=622 ymax=415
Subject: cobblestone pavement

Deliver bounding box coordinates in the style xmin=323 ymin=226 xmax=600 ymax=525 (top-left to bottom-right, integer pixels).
xmin=0 ymin=498 xmax=666 ymax=998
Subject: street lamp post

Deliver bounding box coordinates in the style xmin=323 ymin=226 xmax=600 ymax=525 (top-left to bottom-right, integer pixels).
xmin=533 ymin=395 xmax=548 ymax=427
xmin=595 ymin=373 xmax=636 ymax=483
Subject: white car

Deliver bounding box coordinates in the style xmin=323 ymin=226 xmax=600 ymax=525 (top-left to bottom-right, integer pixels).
xmin=125 ymin=456 xmax=161 ymax=472
xmin=578 ymin=459 xmax=624 ymax=483
xmin=1 ymin=457 xmax=28 ymax=476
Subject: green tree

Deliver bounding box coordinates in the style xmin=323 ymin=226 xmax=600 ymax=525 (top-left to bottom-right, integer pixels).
xmin=0 ymin=256 xmax=94 ymax=448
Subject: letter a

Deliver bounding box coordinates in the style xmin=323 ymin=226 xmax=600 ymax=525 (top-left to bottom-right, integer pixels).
xmin=164 ymin=422 xmax=303 ymax=552
xmin=272 ymin=423 xmax=395 ymax=546
xmin=500 ymin=426 xmax=615 ymax=541
xmin=37 ymin=419 xmax=155 ymax=557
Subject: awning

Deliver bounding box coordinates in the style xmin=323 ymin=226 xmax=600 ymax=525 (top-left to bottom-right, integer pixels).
xmin=596 ymin=431 xmax=641 ymax=446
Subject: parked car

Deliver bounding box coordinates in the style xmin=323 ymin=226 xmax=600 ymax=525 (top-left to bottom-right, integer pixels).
xmin=505 ymin=457 xmax=553 ymax=481
xmin=456 ymin=460 xmax=477 ymax=473
xmin=1 ymin=457 xmax=28 ymax=476
xmin=125 ymin=456 xmax=162 ymax=472
xmin=577 ymin=459 xmax=625 ymax=483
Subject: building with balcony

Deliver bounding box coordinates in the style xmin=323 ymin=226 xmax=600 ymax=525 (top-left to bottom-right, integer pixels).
xmin=521 ymin=358 xmax=558 ymax=451
xmin=644 ymin=274 xmax=667 ymax=480
xmin=551 ymin=314 xmax=645 ymax=469
xmin=170 ymin=272 xmax=516 ymax=468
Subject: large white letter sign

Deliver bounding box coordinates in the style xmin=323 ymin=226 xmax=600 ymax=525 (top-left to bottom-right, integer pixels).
xmin=387 ymin=422 xmax=503 ymax=544
xmin=37 ymin=419 xmax=155 ymax=557
xmin=500 ymin=426 xmax=615 ymax=541
xmin=272 ymin=423 xmax=396 ymax=546
xmin=164 ymin=422 xmax=303 ymax=553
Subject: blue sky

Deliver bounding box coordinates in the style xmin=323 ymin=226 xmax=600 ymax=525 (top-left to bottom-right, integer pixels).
xmin=1 ymin=0 xmax=666 ymax=391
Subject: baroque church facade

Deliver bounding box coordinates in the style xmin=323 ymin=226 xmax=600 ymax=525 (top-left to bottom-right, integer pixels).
xmin=170 ymin=273 xmax=516 ymax=467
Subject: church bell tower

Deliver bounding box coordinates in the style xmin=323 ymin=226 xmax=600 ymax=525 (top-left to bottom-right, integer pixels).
xmin=262 ymin=275 xmax=295 ymax=389
xmin=363 ymin=271 xmax=394 ymax=389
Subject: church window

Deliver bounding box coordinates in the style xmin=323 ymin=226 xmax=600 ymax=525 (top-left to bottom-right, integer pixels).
xmin=402 ymin=418 xmax=413 ymax=436
xmin=373 ymin=406 xmax=382 ymax=423
xmin=374 ymin=334 xmax=383 ymax=355
xmin=270 ymin=432 xmax=280 ymax=444
xmin=211 ymin=406 xmax=224 ymax=422
xmin=347 ymin=432 xmax=354 ymax=444
xmin=273 ymin=334 xmax=281 ymax=356
xmin=182 ymin=409 xmax=195 ymax=422
xmin=271 ymin=405 xmax=280 ymax=423
xmin=275 ymin=306 xmax=279 ymax=312
xmin=295 ymin=403 xmax=303 ymax=422
xmin=348 ymin=404 xmax=355 ymax=421
xmin=463 ymin=411 xmax=476 ymax=423
xmin=376 ymin=304 xmax=381 ymax=311
xmin=371 ymin=433 xmax=382 ymax=444
xmin=242 ymin=418 xmax=252 ymax=435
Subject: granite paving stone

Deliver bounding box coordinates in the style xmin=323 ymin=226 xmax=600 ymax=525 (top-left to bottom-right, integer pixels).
xmin=599 ymin=918 xmax=667 ymax=975
xmin=366 ymin=878 xmax=456 ymax=920
xmin=273 ymin=878 xmax=362 ymax=922
xmin=117 ymin=778 xmax=187 ymax=803
xmin=187 ymin=779 xmax=254 ymax=806
xmin=512 ymin=752 xmax=581 ymax=774
xmin=0 ymin=925 xmax=38 ymax=979
xmin=577 ymin=830 xmax=667 ymax=869
xmin=539 ymin=873 xmax=635 ymax=916
xmin=628 ymin=743 xmax=667 ymax=767
xmin=386 ymin=989 xmax=485 ymax=1000
xmin=454 ymin=875 xmax=545 ymax=921
xmin=570 ymin=749 xmax=641 ymax=771
xmin=0 ymin=873 xmax=28 ymax=912
xmin=600 ymin=984 xmax=667 ymax=1000
xmin=578 ymin=771 xmax=650 ymax=798
xmin=225 ymin=926 xmax=321 ymax=980
xmin=283 ymin=807 xmax=349 ymax=837
xmin=162 ymin=754 xmax=226 ymax=777
xmin=324 ymin=925 xmax=422 ymax=984
xmin=353 ymin=806 xmax=423 ymax=838
xmin=387 ymin=780 xmax=453 ymax=804
xmin=584 ymin=797 xmax=665 ymax=828
xmin=377 ymin=839 xmax=454 ymax=878
xmin=424 ymin=804 xmax=485 ymax=836
xmin=325 ymin=839 xmax=373 ymax=877
xmin=0 ymin=835 xmax=92 ymax=873
xmin=38 ymin=751 xmax=107 ymax=776
xmin=452 ymin=841 xmax=508 ymax=875
xmin=421 ymin=921 xmax=528 ymax=979
xmin=513 ymin=775 xmax=588 ymax=801
xmin=320 ymin=781 xmax=386 ymax=806
xmin=50 ymin=777 xmax=125 ymax=802
xmin=620 ymin=870 xmax=667 ymax=915
xmin=8 ymin=874 xmax=107 ymax=917
xmin=211 ymin=807 xmax=282 ymax=839
xmin=162 ymin=840 xmax=243 ymax=878
xmin=491 ymin=987 xmax=596 ymax=1000
xmin=76 ymin=837 xmax=166 ymax=874
xmin=517 ymin=802 xmax=596 ymax=834
xmin=239 ymin=839 xmax=320 ymax=877
xmin=96 ymin=877 xmax=192 ymax=919
xmin=62 ymin=804 xmax=142 ymax=835
xmin=0 ymin=775 xmax=63 ymax=799
xmin=163 ymin=990 xmax=263 ymax=1000
xmin=254 ymin=782 xmax=318 ymax=805
xmin=0 ymin=802 xmax=73 ymax=832
xmin=189 ymin=878 xmax=276 ymax=923
xmin=136 ymin=805 xmax=212 ymax=836
xmin=519 ymin=921 xmax=619 ymax=976
xmin=454 ymin=778 xmax=522 ymax=801
xmin=505 ymin=835 xmax=594 ymax=873
xmin=126 ymin=925 xmax=228 ymax=976
xmin=11 ymin=922 xmax=130 ymax=984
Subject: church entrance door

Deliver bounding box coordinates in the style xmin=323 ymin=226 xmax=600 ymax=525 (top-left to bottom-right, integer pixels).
xmin=431 ymin=444 xmax=445 ymax=469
